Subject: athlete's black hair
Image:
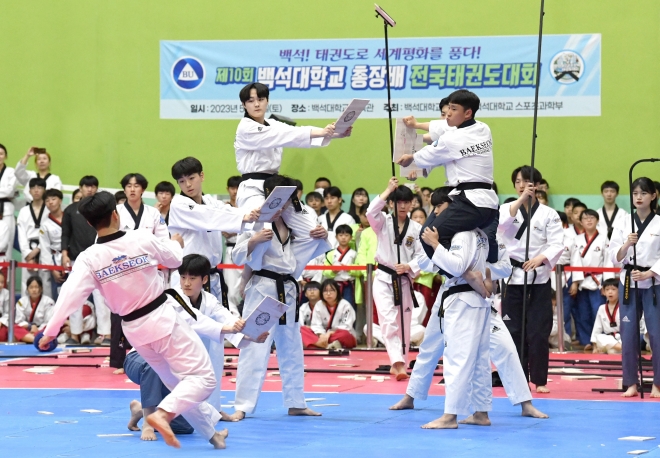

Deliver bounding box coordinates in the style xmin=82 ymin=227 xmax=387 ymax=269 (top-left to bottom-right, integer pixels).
xmin=386 ymin=185 xmax=414 ymax=203
xmin=632 ymin=177 xmax=658 ymax=211
xmin=29 ymin=177 xmax=47 ymax=189
xmin=304 ymin=281 xmax=321 ymax=292
xmin=323 ymin=186 xmax=343 ymax=199
xmin=79 ymin=175 xmax=99 ymax=187
xmin=602 ymin=278 xmax=619 ymax=289
xmin=120 ymin=173 xmax=148 ymax=190
xmin=78 ymin=191 xmax=116 ymax=229
xmin=44 ymin=188 xmax=63 ymax=200
xmin=335 ymin=224 xmax=353 ymax=236
xmin=511 ymin=165 xmax=543 ymax=186
xmin=227 ymin=176 xmax=243 ymax=189
xmin=239 ymin=82 xmax=270 ymax=119
xmin=263 ymin=174 xmax=297 ymax=199
xmin=564 ymin=197 xmax=581 ymax=208
xmin=439 ymin=97 xmax=450 ymax=111
xmin=411 ymin=208 xmax=427 ymax=219
xmin=580 ymin=209 xmax=599 ymax=221
xmin=155 ymin=181 xmax=176 ymax=195
xmin=178 ymin=254 xmax=212 ymax=279
xmin=171 ymin=157 xmax=203 ymax=180
xmin=321 ymin=278 xmax=340 ymax=303
xmin=315 ymin=177 xmax=332 ymax=187
xmin=305 ymin=191 xmax=323 ymax=203
xmin=26 ymin=275 xmax=43 ymax=290
xmin=447 ymin=89 xmax=480 ymax=118
xmin=431 ymin=186 xmax=453 ymax=206
xmin=114 ymin=191 xmax=126 ymax=204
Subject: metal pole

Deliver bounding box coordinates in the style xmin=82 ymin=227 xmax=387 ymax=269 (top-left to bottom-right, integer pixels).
xmin=7 ymin=260 xmax=16 ymax=343
xmin=365 ymin=263 xmax=374 ymax=349
xmin=519 ymin=0 xmax=545 ymax=366
xmin=554 ymin=265 xmax=565 ymax=353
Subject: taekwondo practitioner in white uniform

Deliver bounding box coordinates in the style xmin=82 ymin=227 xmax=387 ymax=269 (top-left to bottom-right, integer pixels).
xmin=39 ymin=191 xmax=229 ymax=450
xmin=15 ymin=147 xmax=62 ymax=203
xmin=168 ymin=157 xmax=258 ymax=307
xmin=590 ymin=278 xmax=622 ymax=354
xmin=17 ymin=177 xmax=51 ymax=297
xmin=609 ymin=177 xmax=660 ymax=398
xmin=223 ymin=176 xmax=244 ymax=317
xmin=125 ymin=253 xmax=268 ymax=442
xmin=228 ymin=175 xmax=329 ymax=421
xmin=499 ymin=166 xmax=564 ymax=394
xmin=39 ymin=189 xmax=64 ymax=300
xmin=417 ymin=206 xmax=493 ymax=429
xmin=366 ymin=178 xmax=436 ymax=381
xmin=0 ymin=144 xmax=16 ymax=271
xmin=396 ymin=89 xmax=499 ymax=265
xmin=390 ymin=187 xmax=548 ymax=420
xmin=233 ymin=82 xmax=352 ymax=278
xmin=597 ymin=180 xmax=629 ymax=240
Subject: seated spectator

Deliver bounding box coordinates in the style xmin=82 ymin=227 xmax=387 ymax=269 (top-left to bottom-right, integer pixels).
xmin=57 ymin=299 xmax=96 ymax=345
xmin=319 ymin=186 xmax=355 ymax=248
xmin=114 ymin=191 xmax=126 ymax=204
xmin=323 ymin=224 xmax=357 ymax=308
xmin=348 ymin=187 xmax=369 ymax=223
xmin=564 ymin=197 xmax=581 ymax=226
xmin=299 ymin=281 xmax=322 ymax=342
xmin=154 ymin=181 xmax=176 ymax=224
xmin=17 ymin=177 xmax=51 ymax=297
xmin=0 ymin=272 xmax=15 ymax=341
xmin=10 ymin=276 xmax=55 ymax=343
xmin=15 ymin=147 xmax=62 ymax=202
xmin=535 ymin=190 xmax=548 ymax=205
xmin=590 ymin=279 xmax=621 ymax=354
xmin=305 ymin=191 xmax=324 ymax=217
xmin=303 ymin=279 xmax=356 ymax=349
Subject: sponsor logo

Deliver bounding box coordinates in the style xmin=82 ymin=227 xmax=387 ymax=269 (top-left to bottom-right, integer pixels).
xmin=492 ymin=326 xmax=500 ymax=333
xmin=172 ymin=56 xmax=205 ymax=91
xmin=95 ymin=254 xmax=150 ymax=282
xmin=550 ymin=50 xmax=584 ymax=84
xmin=622 ymin=316 xmax=630 ymax=322
xmin=450 ymin=244 xmax=462 ymax=251
xmin=405 ymin=307 xmax=411 ymax=312
xmin=405 ymin=236 xmax=414 ymax=248
xmin=258 ymin=126 xmax=263 ymax=132
xmin=503 ymin=314 xmax=511 ymax=321
xmin=189 ymin=205 xmax=195 ymax=210
xmin=112 ymin=255 xmax=127 ymax=264
xmin=459 ymin=139 xmax=492 ymax=157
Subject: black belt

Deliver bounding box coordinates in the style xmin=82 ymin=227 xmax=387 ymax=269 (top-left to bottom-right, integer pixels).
xmin=455 ymin=182 xmax=492 ymax=191
xmin=207 ymin=267 xmax=230 ymax=310
xmin=242 ymin=172 xmax=274 ymax=181
xmin=226 ymin=242 xmax=236 ymax=247
xmin=0 ymin=197 xmax=10 ymax=215
xmin=623 ymin=265 xmax=655 ymax=306
xmin=121 ymin=289 xmax=198 ymax=322
xmin=253 ymin=269 xmax=300 ymax=325
xmin=376 ymin=264 xmax=420 ymax=309
xmin=438 ymin=284 xmax=475 ymax=317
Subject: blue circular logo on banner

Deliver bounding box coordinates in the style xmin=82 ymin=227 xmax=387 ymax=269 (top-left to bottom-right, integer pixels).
xmin=172 ymin=56 xmax=205 ymax=91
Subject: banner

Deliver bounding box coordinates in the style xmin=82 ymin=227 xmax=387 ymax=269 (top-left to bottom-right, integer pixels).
xmin=160 ymin=34 xmax=600 ymax=119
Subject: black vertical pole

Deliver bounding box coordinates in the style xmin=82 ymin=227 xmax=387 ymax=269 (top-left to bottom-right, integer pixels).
xmin=520 ymin=0 xmax=545 ymax=372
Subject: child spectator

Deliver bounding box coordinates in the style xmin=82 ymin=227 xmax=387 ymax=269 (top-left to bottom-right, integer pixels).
xmin=319 ymin=186 xmax=355 ymax=248
xmin=154 ymin=181 xmax=176 ymax=225
xmin=590 ymin=279 xmax=621 ymax=354
xmin=17 ymin=177 xmax=51 ymax=297
xmin=597 ymin=180 xmax=628 ymax=240
xmin=57 ymin=299 xmax=96 ymax=345
xmin=323 ymin=224 xmax=357 ymax=307
xmin=348 ymin=187 xmax=369 ymax=223
xmin=299 ymin=281 xmax=324 ymax=346
xmin=11 ymin=276 xmax=55 ymax=344
xmin=420 ymin=186 xmax=433 ymax=215
xmin=0 ymin=272 xmax=14 ymax=341
xmin=0 ymin=144 xmax=17 ymax=276
xmin=39 ymin=189 xmax=64 ymax=299
xmin=307 ymin=279 xmax=356 ymax=349
xmin=114 ymin=191 xmax=127 ymax=204
xmin=15 ymin=147 xmax=62 ymax=202
xmin=570 ymin=209 xmax=614 ymax=349
xmin=535 ymin=190 xmax=548 ymax=205
xmin=305 ymin=192 xmax=324 ymax=217
xmin=563 ymin=197 xmax=581 ymax=226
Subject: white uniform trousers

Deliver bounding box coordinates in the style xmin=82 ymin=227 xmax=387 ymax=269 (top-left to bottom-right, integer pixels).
xmin=237 ymin=180 xmax=330 ymax=278
xmin=133 ymin=312 xmax=219 ymax=440
xmin=594 ymin=334 xmax=620 ymax=352
xmin=442 ymin=298 xmax=491 ymax=416
xmin=223 ymin=245 xmax=242 ymax=317
xmin=367 ymin=323 xmax=425 ymax=348
xmin=373 ymin=276 xmax=414 ymax=366
xmin=233 ymin=277 xmax=306 ymax=414
xmin=407 ymin=301 xmax=532 ymax=406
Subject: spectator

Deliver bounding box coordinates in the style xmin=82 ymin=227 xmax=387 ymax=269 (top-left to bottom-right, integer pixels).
xmin=319 ymin=186 xmax=355 ymax=248
xmin=323 ymin=224 xmax=357 ymax=308
xmin=11 ymin=275 xmax=55 ymax=344
xmin=535 ymin=190 xmax=548 ymax=205
xmin=420 ymin=186 xmax=433 ymax=215
xmin=348 ymin=187 xmax=369 ymax=223
xmin=71 ymin=188 xmax=81 ymax=203
xmin=590 ymin=279 xmax=621 ymax=354
xmin=597 ymin=180 xmax=628 ymax=240
xmin=537 ymin=178 xmax=549 ymax=194
xmin=15 ymin=147 xmax=62 ymax=203
xmin=154 ymin=181 xmax=176 ymax=224
xmin=306 ymin=279 xmax=357 ymax=349
xmin=114 ymin=191 xmax=126 ymax=205
xmin=39 ymin=189 xmax=65 ymax=299
xmin=563 ymin=197 xmax=581 ymax=226
xmin=305 ymin=191 xmax=324 ymax=217
xmin=314 ymin=177 xmax=331 ymax=193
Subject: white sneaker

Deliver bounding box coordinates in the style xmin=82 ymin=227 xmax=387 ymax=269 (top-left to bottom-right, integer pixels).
xmin=57 ymin=333 xmax=68 ymax=344
xmin=93 ymin=335 xmax=105 ymax=345
xmin=327 ymin=340 xmax=343 ymax=350
xmin=81 ymin=333 xmax=91 ymax=345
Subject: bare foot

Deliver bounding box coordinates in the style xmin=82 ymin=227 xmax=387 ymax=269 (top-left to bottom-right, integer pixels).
xmin=141 ymin=426 xmax=157 ymax=441
xmin=651 ymin=385 xmax=660 ymax=398
xmin=463 ymin=270 xmax=489 ymax=298
xmin=113 ymin=368 xmax=125 ymax=375
xmin=224 ymin=410 xmax=245 ymax=422
xmin=536 ymin=385 xmax=550 ymax=393
xmin=390 ymin=361 xmax=408 ymax=380
xmin=127 ymin=400 xmax=143 ymax=431
xmin=219 ymin=411 xmax=239 ymax=422
xmin=421 ymin=414 xmax=458 ymax=429
xmin=288 ymin=407 xmax=322 ymax=416
xmin=520 ymin=400 xmax=549 ymax=418
xmin=458 ymin=411 xmax=491 ymax=426
xmin=390 ymin=394 xmax=415 ymax=410
xmin=622 ymin=385 xmax=639 ymax=397
xmin=209 ymin=429 xmax=229 ymax=449
xmin=146 ymin=409 xmax=179 ymax=448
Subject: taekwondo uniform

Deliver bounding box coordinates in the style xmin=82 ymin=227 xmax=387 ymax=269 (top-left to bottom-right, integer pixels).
xmin=298 ymin=301 xmax=317 ymax=327
xmin=323 ymin=245 xmax=357 ymax=305
xmin=39 ymin=213 xmax=63 ymax=299
xmin=366 ymin=195 xmax=429 ymax=367
xmin=432 ymin=228 xmax=492 ymax=416
xmin=369 ymin=290 xmax=427 ymax=347
xmin=406 ymin=238 xmax=533 ymax=408
xmin=412 ymin=118 xmax=499 ymax=263
xmin=0 ymin=165 xmax=16 ymax=271
xmin=43 ymin=230 xmax=222 ymax=442
xmin=306 ymin=298 xmax=356 ymax=348
xmin=231 ymin=211 xmax=322 ymax=415
xmin=557 ymin=225 xmax=582 ymax=337
xmin=498 ymin=201 xmax=564 ymax=387
xmin=17 ymin=202 xmax=51 ymax=297
xmin=610 ymin=213 xmax=660 ymax=388
xmin=168 ymin=193 xmax=246 ymax=306
xmin=597 ymin=205 xmax=629 ymax=240
xmin=14 ymin=163 xmax=62 ymax=203
xmin=570 ymin=230 xmax=614 ymax=345
xmin=318 ymin=211 xmax=356 ymax=249
xmin=234 ymin=117 xmax=332 ymax=276
xmin=223 ymin=227 xmax=242 ymax=317
xmin=12 ymin=294 xmax=55 ymax=332
xmin=591 ymin=302 xmax=621 ymax=353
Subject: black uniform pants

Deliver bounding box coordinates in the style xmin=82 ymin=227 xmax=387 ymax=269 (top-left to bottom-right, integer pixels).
xmin=109 ymin=312 xmax=131 ymax=369
xmin=501 ymin=280 xmax=553 ymax=386
xmin=421 ymin=192 xmax=499 ymax=274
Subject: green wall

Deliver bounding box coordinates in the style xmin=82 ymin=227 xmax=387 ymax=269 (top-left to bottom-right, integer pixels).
xmin=0 ymin=0 xmax=658 ymax=205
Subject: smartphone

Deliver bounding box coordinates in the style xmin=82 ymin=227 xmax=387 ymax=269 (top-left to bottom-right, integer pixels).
xmin=404 ymin=183 xmax=416 ymax=191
